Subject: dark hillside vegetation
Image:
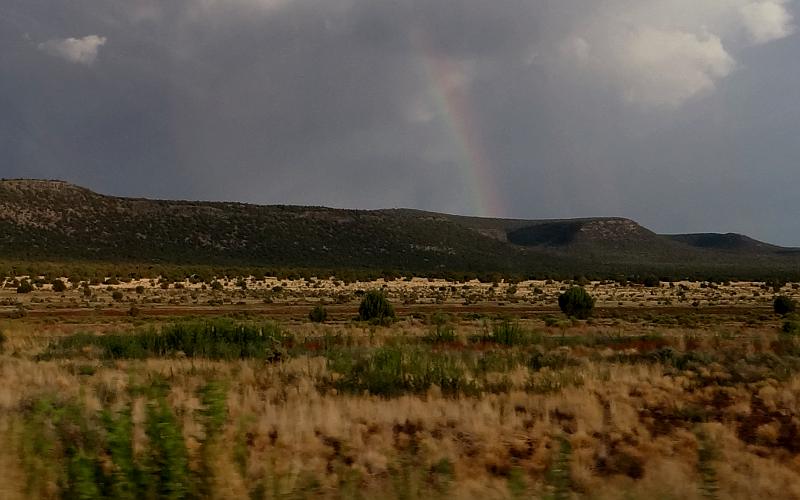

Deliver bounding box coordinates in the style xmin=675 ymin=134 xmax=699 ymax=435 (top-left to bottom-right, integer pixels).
xmin=1 ymin=179 xmax=799 ymax=280
xmin=668 ymin=233 xmax=784 ymax=253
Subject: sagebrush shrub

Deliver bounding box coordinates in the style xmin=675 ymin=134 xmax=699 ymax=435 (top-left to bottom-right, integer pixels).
xmin=558 ymin=287 xmax=595 ymax=319
xmin=358 ymin=290 xmax=395 ymax=322
xmin=774 ymin=295 xmax=796 ymax=316
xmin=783 ymin=319 xmax=800 ymax=334
xmin=309 ymin=305 xmax=328 ymax=323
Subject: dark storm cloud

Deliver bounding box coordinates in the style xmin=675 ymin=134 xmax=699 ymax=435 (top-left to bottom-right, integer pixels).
xmin=1 ymin=0 xmax=798 ymax=245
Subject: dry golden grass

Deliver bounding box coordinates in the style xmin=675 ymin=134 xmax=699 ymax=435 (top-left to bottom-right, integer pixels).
xmin=1 ymin=298 xmax=799 ymax=498
xmin=2 ymin=275 xmax=798 ymax=313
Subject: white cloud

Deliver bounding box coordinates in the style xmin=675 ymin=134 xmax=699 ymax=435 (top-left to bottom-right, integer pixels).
xmin=549 ymin=0 xmax=794 ymax=109
xmin=38 ymin=35 xmax=107 ymax=65
xmin=740 ymin=1 xmax=795 ymax=43
xmin=619 ymin=28 xmax=735 ymax=108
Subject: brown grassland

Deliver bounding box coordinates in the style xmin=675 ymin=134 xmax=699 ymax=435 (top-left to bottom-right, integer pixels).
xmin=0 ymin=276 xmax=799 ymax=499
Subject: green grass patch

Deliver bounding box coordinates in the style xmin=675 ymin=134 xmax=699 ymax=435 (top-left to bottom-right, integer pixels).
xmin=422 ymin=324 xmax=458 ymax=344
xmin=469 ymin=321 xmax=543 ymax=346
xmin=327 ymin=346 xmax=479 ymax=397
xmin=42 ymin=320 xmax=288 ymax=361
xmin=15 ymin=378 xmax=230 ymax=499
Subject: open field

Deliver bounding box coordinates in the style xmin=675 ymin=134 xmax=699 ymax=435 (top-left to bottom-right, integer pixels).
xmin=1 ymin=278 xmax=800 ymax=498
xmin=2 ymin=275 xmax=798 ymax=317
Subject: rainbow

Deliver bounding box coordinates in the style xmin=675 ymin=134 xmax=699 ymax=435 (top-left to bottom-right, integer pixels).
xmin=413 ymin=30 xmax=504 ymax=218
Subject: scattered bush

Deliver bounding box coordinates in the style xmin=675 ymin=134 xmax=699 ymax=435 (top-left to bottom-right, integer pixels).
xmin=543 ymin=315 xmax=559 ymax=327
xmin=429 ymin=311 xmax=451 ymax=326
xmin=16 ymin=280 xmax=33 ymax=294
xmin=112 ymin=291 xmax=124 ymax=302
xmin=641 ymin=275 xmax=661 ymax=288
xmin=309 ymin=305 xmax=328 ymax=323
xmin=558 ymin=287 xmax=595 ymax=319
xmin=774 ymin=295 xmax=796 ymax=316
xmin=358 ymin=290 xmax=395 ymax=322
xmin=51 ymin=279 xmax=67 ymax=293
xmin=783 ymin=320 xmax=800 ymax=335
xmin=491 ymin=321 xmax=533 ymax=346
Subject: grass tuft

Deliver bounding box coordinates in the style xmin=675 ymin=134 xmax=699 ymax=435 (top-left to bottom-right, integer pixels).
xmin=43 ymin=320 xmax=287 ymax=361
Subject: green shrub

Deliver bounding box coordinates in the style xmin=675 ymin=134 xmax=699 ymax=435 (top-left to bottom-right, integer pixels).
xmin=329 ymin=346 xmax=476 ymax=397
xmin=101 ymin=408 xmax=140 ymax=499
xmin=15 ymin=380 xmax=236 ymax=500
xmin=468 ymin=321 xmax=541 ymax=346
xmin=145 ymin=398 xmax=190 ymax=499
xmin=529 ymin=348 xmax=577 ymax=371
xmin=774 ymin=295 xmax=797 ymax=316
xmin=51 ymin=279 xmax=67 ymax=293
xmin=558 ymin=287 xmax=595 ymax=319
xmin=358 ymin=290 xmax=395 ymax=322
xmin=641 ymin=275 xmax=661 ymax=288
xmin=423 ymin=324 xmax=457 ymax=344
xmin=545 ymin=436 xmax=573 ymax=499
xmin=196 ymin=381 xmax=228 ymax=497
xmin=309 ymin=305 xmax=328 ymax=323
xmin=112 ymin=291 xmax=124 ymax=302
xmin=783 ymin=320 xmax=800 ymax=335
xmin=429 ymin=311 xmax=451 ymax=326
xmin=16 ymin=280 xmax=33 ymax=294
xmin=43 ymin=320 xmax=287 ymax=361
xmin=491 ymin=321 xmax=531 ymax=346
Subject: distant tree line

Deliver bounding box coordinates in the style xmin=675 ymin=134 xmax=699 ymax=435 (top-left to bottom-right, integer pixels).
xmin=1 ymin=259 xmax=799 ymax=285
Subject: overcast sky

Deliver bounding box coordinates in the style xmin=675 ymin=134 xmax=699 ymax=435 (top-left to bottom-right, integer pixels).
xmin=2 ymin=0 xmax=799 ymax=245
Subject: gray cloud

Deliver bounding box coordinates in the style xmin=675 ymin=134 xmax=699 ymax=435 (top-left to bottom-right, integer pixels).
xmin=1 ymin=0 xmax=799 ymax=245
